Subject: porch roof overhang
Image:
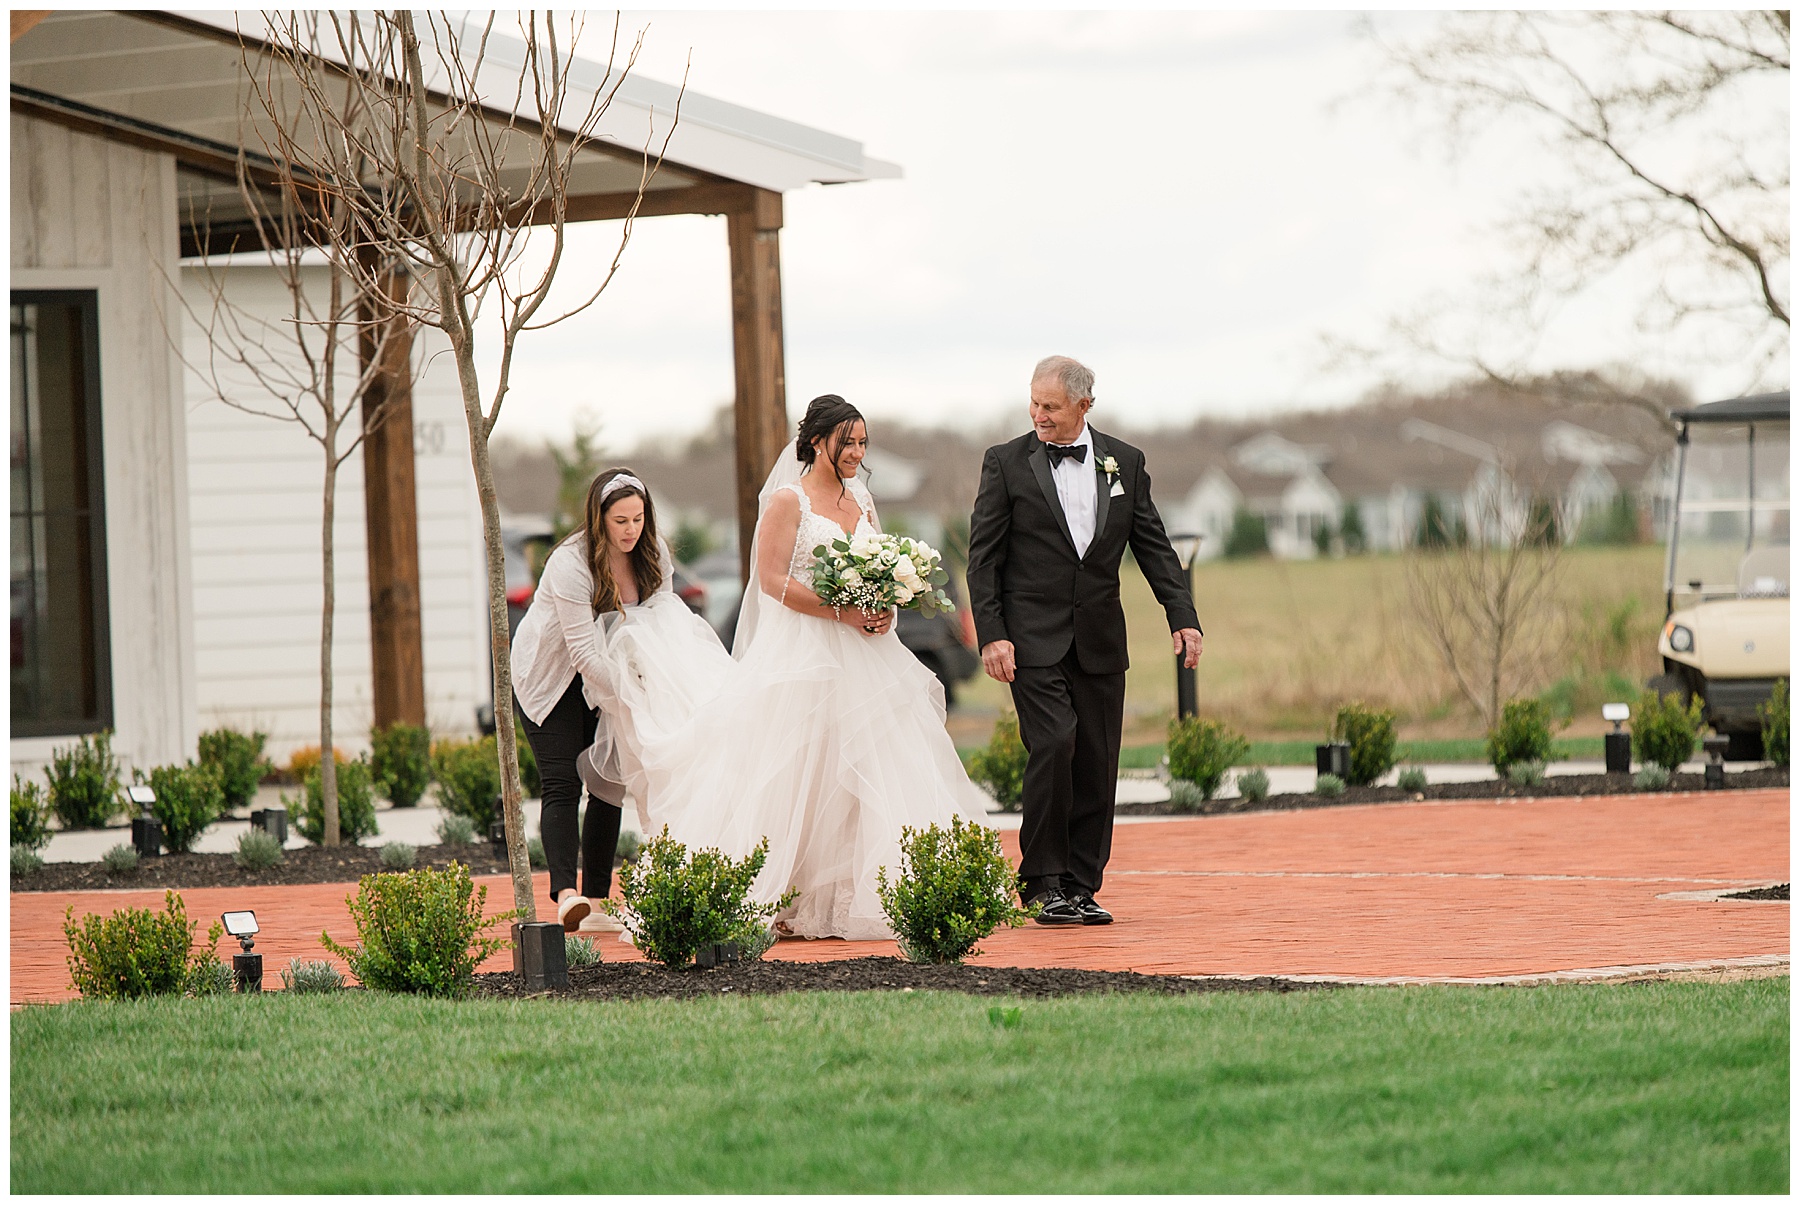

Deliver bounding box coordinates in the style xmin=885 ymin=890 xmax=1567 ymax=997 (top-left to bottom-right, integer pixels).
xmin=11 ymin=9 xmax=900 ymax=252
xmin=1672 ymin=392 xmax=1790 ymax=426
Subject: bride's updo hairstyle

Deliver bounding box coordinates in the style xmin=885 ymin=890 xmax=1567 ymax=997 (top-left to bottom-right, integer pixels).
xmin=794 ymin=394 xmax=865 ymax=501
xmin=575 ymin=467 xmax=664 ymax=615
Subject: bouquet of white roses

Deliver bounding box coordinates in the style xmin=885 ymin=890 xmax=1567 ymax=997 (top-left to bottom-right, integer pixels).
xmin=810 ymin=532 xmax=955 ymax=618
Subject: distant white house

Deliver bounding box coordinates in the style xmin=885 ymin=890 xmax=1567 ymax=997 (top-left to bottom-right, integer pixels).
xmin=1168 ymin=414 xmax=1668 ymax=561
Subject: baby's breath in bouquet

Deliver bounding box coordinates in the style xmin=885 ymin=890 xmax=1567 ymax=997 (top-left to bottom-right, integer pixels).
xmin=811 ymin=532 xmax=955 ymax=618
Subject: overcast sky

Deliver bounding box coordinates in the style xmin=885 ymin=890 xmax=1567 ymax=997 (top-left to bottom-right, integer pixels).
xmin=482 ymin=10 xmax=1784 ymax=452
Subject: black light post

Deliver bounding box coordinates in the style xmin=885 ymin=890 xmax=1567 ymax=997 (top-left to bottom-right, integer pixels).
xmin=249 ymin=806 xmax=288 ymax=843
xmin=1603 ymin=703 xmax=1632 ymax=774
xmin=1169 ymin=533 xmax=1203 ymax=720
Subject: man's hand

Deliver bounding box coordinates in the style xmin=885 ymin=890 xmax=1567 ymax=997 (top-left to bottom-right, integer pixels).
xmin=1172 ymin=628 xmax=1203 ymax=669
xmin=981 ymin=639 xmax=1017 ymax=684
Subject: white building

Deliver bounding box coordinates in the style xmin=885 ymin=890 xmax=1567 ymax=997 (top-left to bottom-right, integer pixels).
xmin=181 ymin=267 xmax=492 ymax=758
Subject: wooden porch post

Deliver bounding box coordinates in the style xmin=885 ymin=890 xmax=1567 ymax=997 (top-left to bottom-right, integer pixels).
xmin=358 ymin=256 xmax=427 ymax=729
xmin=727 ymin=187 xmax=788 ymax=583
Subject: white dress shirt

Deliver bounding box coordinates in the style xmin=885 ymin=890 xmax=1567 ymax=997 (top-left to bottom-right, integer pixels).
xmin=510 ymin=533 xmax=675 ymax=725
xmin=1046 ymin=422 xmax=1098 ymax=558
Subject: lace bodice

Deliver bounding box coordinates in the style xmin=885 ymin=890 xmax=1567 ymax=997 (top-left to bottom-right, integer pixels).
xmin=786 ymin=480 xmax=877 ymax=590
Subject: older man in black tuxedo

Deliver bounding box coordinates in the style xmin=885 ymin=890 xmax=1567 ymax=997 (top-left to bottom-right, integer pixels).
xmin=965 ymin=356 xmax=1203 ymax=925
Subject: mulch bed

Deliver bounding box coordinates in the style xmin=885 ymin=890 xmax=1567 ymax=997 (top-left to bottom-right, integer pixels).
xmin=1112 ymin=766 xmax=1790 ymax=818
xmin=19 ymin=767 xmax=1785 ymax=892
xmin=473 ymin=955 xmax=1326 ymax=1001
xmin=12 ymin=839 xmax=533 ymax=894
xmin=1722 ymin=883 xmax=1789 ymax=901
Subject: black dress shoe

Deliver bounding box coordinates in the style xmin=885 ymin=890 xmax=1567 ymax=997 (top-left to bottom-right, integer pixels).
xmin=1028 ymin=889 xmax=1084 ymax=926
xmin=1068 ymin=893 xmax=1113 ymax=925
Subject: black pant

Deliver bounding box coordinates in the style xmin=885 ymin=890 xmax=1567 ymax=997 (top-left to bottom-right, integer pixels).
xmin=516 ymin=678 xmax=621 ymax=901
xmin=1010 ymin=646 xmax=1126 ymax=902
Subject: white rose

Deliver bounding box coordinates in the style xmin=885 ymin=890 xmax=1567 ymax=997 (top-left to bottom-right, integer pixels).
xmin=851 ymin=535 xmax=881 ymax=558
xmin=893 ymin=555 xmax=916 ymax=580
xmin=841 ymin=567 xmax=863 ymax=587
xmin=894 ymin=584 xmax=915 ymax=604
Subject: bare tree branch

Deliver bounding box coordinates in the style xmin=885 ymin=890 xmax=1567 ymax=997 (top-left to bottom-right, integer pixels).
xmin=1347 ymin=11 xmax=1788 ymax=406
xmin=233 ymin=9 xmax=679 ymax=918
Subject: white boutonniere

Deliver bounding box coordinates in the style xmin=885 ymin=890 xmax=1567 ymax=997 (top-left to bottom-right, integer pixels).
xmin=1099 ymin=454 xmax=1120 ymax=481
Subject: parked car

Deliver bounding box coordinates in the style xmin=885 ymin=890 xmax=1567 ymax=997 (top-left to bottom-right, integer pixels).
xmin=502 ymin=518 xmax=557 ymax=638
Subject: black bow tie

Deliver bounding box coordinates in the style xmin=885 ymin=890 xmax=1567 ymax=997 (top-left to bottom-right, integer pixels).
xmin=1045 ymin=442 xmax=1087 ymax=466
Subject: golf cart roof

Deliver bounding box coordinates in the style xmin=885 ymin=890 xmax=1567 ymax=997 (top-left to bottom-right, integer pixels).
xmin=1671 ymin=391 xmax=1789 ymax=425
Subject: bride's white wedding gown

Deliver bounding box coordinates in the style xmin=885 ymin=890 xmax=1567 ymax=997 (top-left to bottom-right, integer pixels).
xmin=584 ymin=475 xmax=991 ymax=940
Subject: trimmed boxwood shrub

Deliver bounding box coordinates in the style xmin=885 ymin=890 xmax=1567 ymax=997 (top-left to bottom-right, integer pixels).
xmin=12 ymin=776 xmax=52 ymax=854
xmin=320 ymin=863 xmax=516 ymax=997
xmin=145 ymin=762 xmax=226 ymax=854
xmin=607 ymin=827 xmax=796 ymax=969
xmin=1167 ymin=717 xmax=1248 ymax=800
xmin=197 ymin=727 xmax=271 ymax=812
xmin=1633 ymin=688 xmax=1706 ymax=772
xmin=878 ymin=816 xmax=1031 ymax=965
xmin=292 ymin=757 xmax=379 ymax=845
xmin=1759 ymin=678 xmax=1789 ymax=766
xmin=1333 ymin=702 xmax=1398 ymax=787
xmin=967 ymin=712 xmax=1027 ymax=811
xmin=62 ymin=890 xmax=224 ymax=1001
xmin=1486 ymin=698 xmax=1556 ymax=773
xmin=431 ymin=737 xmax=502 ymax=833
xmin=46 ymin=730 xmax=122 ymax=830
xmin=370 ymin=723 xmax=432 ymax=808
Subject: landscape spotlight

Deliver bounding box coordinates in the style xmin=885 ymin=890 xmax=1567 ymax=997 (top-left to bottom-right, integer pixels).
xmin=127 ymin=785 xmax=161 ymax=858
xmin=1602 ymin=703 xmax=1632 ymax=774
xmin=1702 ymin=734 xmax=1730 ymax=790
xmin=222 ymin=910 xmax=263 ymax=993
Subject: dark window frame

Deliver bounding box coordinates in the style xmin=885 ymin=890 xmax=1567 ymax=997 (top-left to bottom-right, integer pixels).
xmin=11 ymin=288 xmax=113 ymax=737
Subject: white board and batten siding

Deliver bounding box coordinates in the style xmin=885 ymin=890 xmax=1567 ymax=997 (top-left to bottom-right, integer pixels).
xmin=182 ymin=265 xmax=490 ymax=764
xmin=11 ymin=114 xmax=197 ymax=780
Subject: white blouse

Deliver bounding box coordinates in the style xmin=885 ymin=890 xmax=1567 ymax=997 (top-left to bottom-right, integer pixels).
xmin=510 ymin=532 xmax=676 ymax=726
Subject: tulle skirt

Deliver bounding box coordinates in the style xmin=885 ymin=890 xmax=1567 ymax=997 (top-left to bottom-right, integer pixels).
xmin=589 ymin=592 xmax=991 ymax=940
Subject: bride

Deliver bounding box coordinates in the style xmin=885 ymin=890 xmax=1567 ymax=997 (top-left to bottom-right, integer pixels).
xmin=582 ymin=394 xmax=992 ymax=940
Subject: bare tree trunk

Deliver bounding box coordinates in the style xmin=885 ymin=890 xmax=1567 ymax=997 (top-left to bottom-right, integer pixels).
xmin=446 ymin=328 xmax=533 ymax=917
xmin=320 ymin=432 xmax=341 ymax=846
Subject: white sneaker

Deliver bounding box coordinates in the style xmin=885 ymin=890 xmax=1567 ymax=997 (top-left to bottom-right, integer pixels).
xmin=556 ymin=892 xmax=591 ymax=932
xmin=578 ymin=910 xmax=624 ymax=934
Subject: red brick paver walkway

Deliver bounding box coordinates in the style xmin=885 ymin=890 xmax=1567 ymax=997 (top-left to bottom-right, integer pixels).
xmin=12 ymin=789 xmax=1787 ymax=1003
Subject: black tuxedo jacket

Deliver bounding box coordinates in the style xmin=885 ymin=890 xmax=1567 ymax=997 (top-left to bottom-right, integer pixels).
xmin=966 ymin=429 xmax=1201 ymax=675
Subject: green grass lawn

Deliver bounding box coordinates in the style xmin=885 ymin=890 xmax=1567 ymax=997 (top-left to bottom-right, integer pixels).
xmin=13 ymin=979 xmax=1786 ymax=1192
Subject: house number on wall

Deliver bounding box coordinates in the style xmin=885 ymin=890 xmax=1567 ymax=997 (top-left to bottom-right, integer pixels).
xmin=414 ymin=421 xmax=447 ymax=457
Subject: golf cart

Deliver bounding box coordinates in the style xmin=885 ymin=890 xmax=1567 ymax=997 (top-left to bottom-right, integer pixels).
xmin=1652 ymin=391 xmax=1789 ymax=759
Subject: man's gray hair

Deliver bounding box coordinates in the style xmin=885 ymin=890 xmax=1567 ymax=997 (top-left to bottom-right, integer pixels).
xmin=1032 ymin=355 xmax=1095 ymax=404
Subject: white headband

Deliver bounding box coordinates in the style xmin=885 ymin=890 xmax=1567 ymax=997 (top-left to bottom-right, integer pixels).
xmin=599 ymin=473 xmax=646 ymax=503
